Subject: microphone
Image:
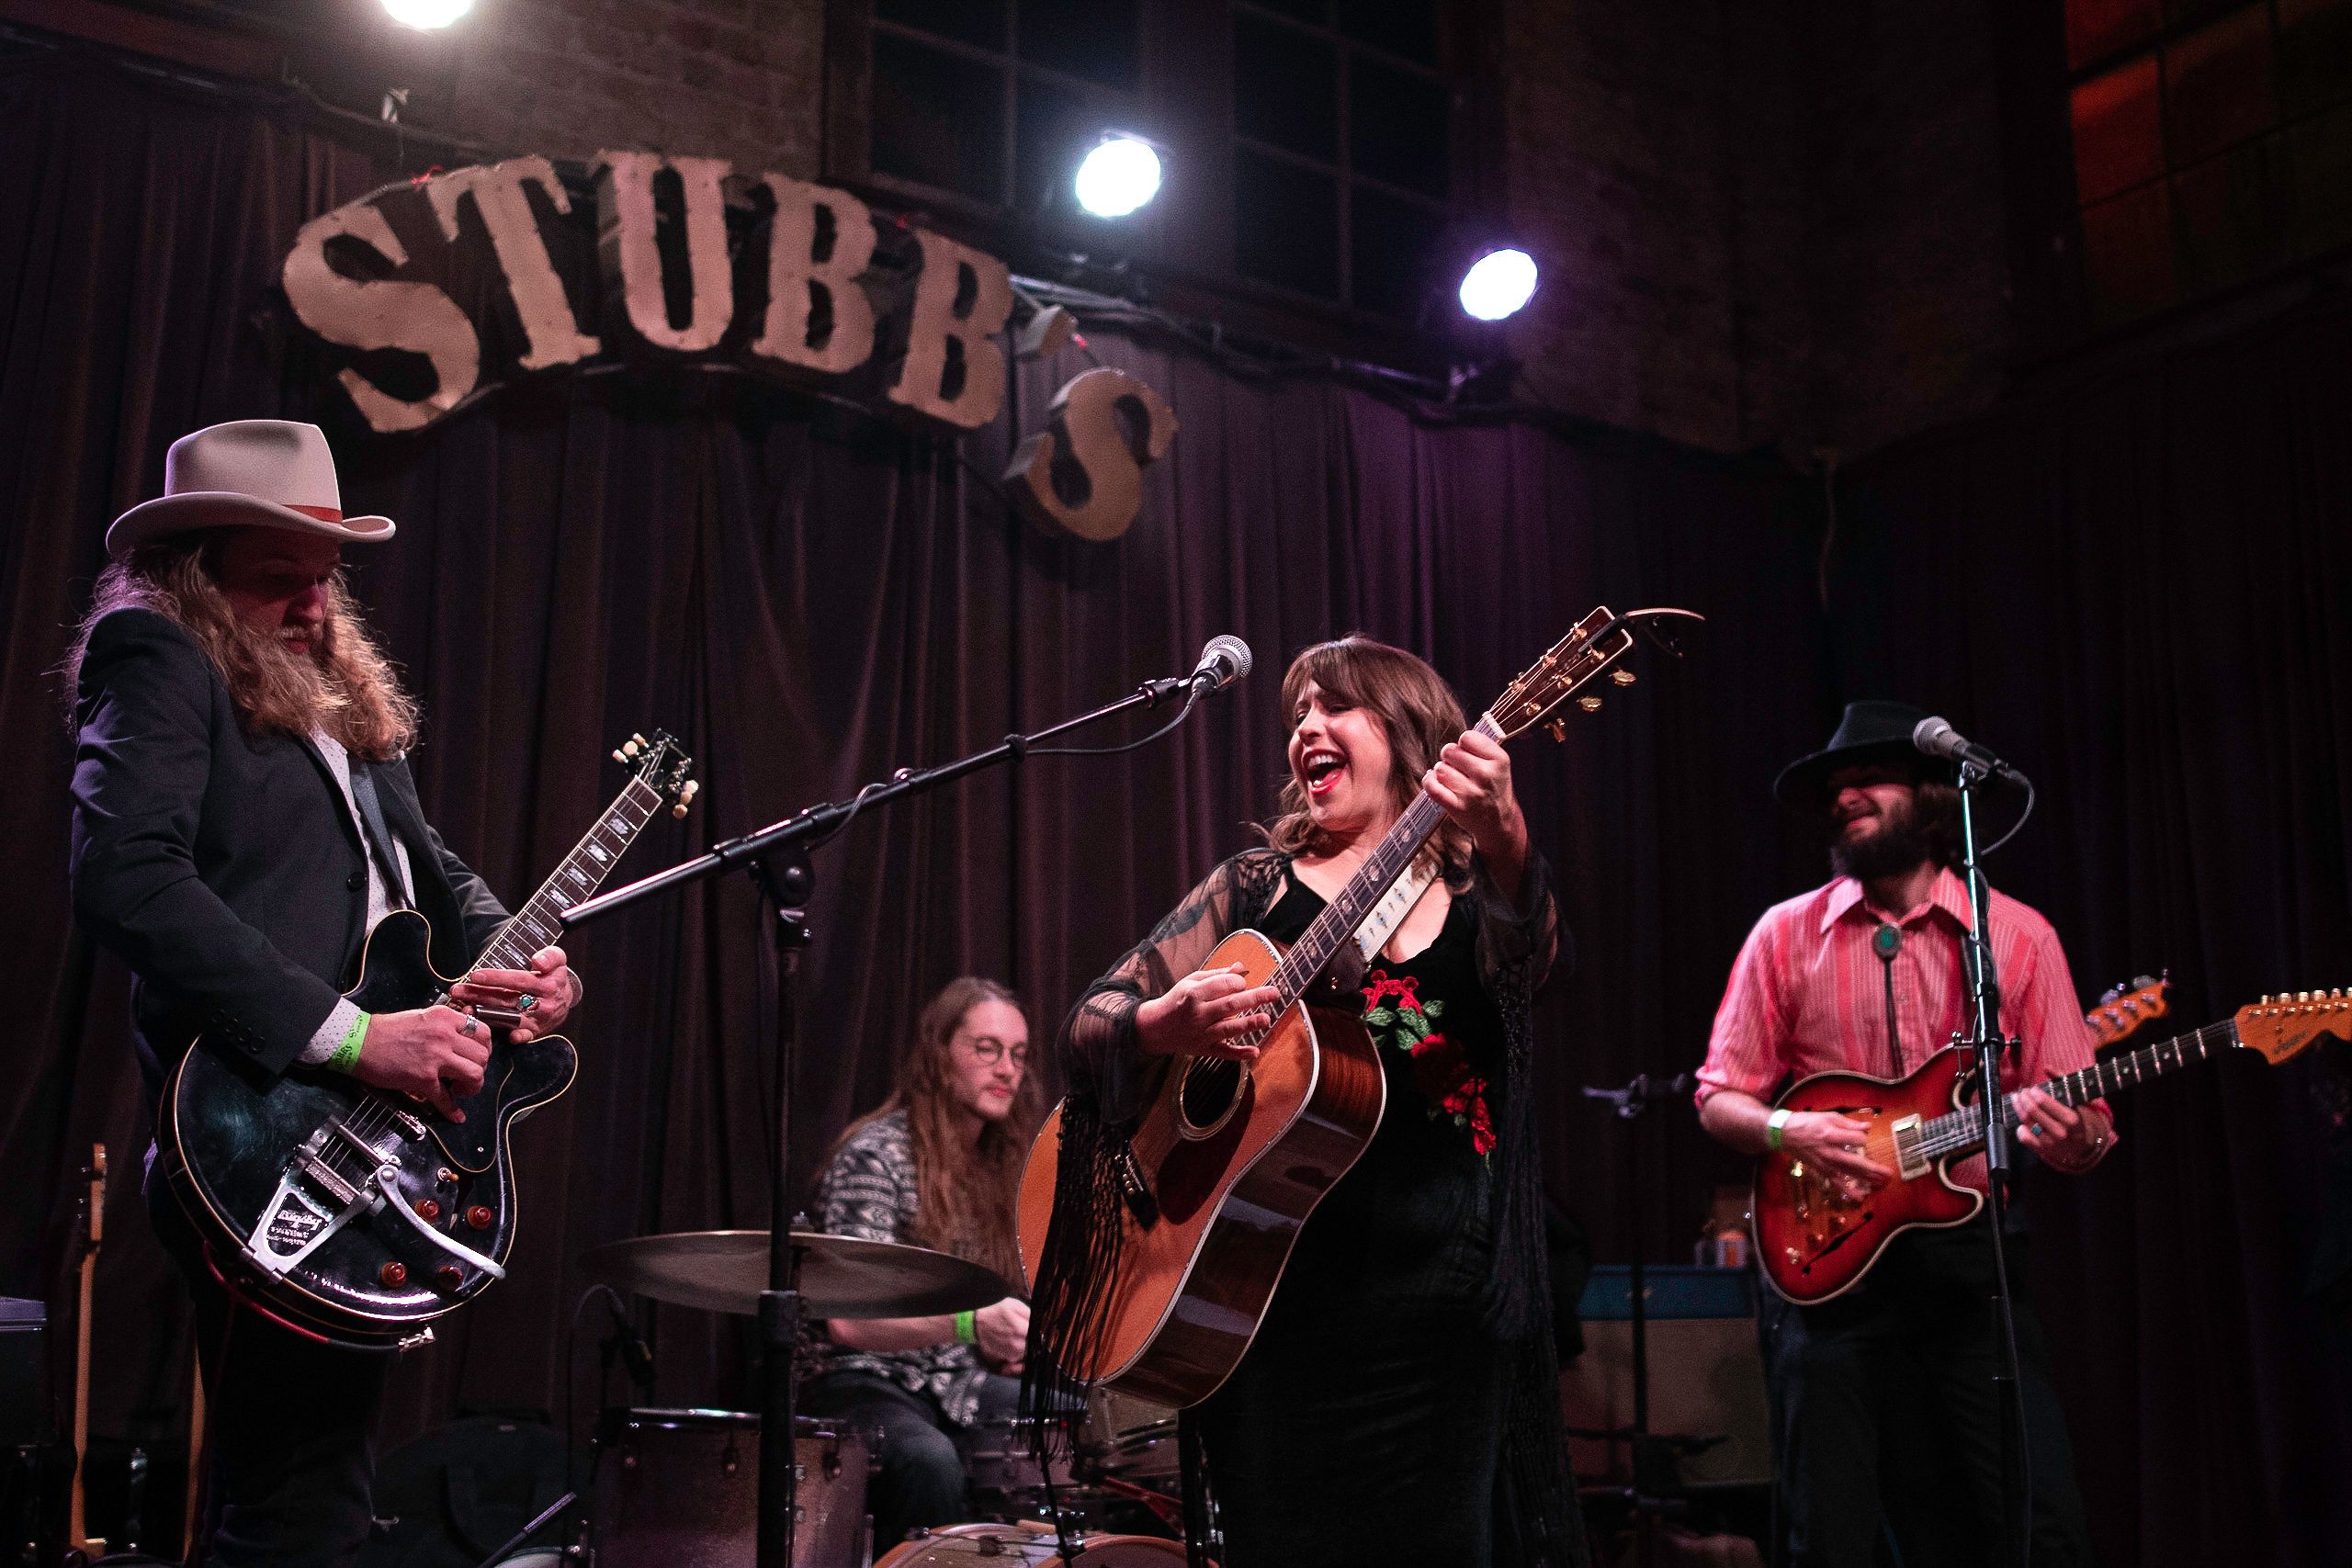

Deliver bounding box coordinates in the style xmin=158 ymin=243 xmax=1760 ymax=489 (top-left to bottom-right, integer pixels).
xmin=1187 ymin=634 xmax=1253 ymax=695
xmin=605 ymin=1293 xmax=656 ymax=1393
xmin=1912 ymin=716 xmax=2025 ymax=782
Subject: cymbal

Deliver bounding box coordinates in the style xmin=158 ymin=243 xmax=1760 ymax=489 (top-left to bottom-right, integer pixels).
xmin=584 ymin=1230 xmax=1012 ymax=1319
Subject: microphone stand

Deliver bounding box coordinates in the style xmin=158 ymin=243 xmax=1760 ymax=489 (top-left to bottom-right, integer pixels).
xmin=1578 ymin=1070 xmax=1693 ymax=1568
xmin=560 ymin=672 xmax=1217 ymax=1568
xmin=1953 ymin=761 xmax=2027 ymax=1568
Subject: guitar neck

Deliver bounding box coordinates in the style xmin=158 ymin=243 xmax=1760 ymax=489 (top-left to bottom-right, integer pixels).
xmin=467 ymin=777 xmax=664 ymax=976
xmin=1265 ymin=714 xmax=1504 ymax=1006
xmin=1916 ymin=1018 xmax=2242 ymax=1159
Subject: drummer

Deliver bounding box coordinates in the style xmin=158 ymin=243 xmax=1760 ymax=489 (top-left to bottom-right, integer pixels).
xmin=805 ymin=977 xmax=1045 ymax=1548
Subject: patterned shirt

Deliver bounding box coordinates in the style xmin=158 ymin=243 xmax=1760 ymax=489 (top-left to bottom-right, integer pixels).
xmin=1698 ymin=868 xmax=2112 ymax=1186
xmin=810 ymin=1109 xmax=989 ymax=1427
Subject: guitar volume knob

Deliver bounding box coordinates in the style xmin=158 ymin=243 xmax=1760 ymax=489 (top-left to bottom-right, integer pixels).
xmin=379 ymin=1261 xmax=408 ymax=1287
xmin=465 ymin=1205 xmax=493 ymax=1231
xmin=413 ymin=1199 xmax=441 ymax=1221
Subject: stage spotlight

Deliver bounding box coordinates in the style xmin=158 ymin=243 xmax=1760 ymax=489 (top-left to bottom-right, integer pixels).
xmin=382 ymin=0 xmax=472 ymax=28
xmin=1074 ymin=135 xmax=1163 ymax=220
xmin=1458 ymin=247 xmax=1538 ymax=321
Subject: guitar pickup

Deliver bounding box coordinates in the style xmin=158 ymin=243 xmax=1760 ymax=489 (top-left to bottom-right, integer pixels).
xmin=1116 ymin=1145 xmax=1159 ymax=1229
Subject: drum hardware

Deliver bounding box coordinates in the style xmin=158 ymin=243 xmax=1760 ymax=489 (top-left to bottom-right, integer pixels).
xmin=584 ymin=1229 xmax=1012 ymax=1320
xmin=589 ymin=1407 xmax=870 ymax=1568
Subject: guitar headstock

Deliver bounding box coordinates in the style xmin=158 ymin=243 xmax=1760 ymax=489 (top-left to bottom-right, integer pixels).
xmin=2233 ymin=988 xmax=2352 ymax=1065
xmin=1486 ymin=606 xmax=1704 ymax=743
xmin=2086 ymin=974 xmax=2170 ymax=1048
xmin=613 ymin=730 xmax=700 ymax=819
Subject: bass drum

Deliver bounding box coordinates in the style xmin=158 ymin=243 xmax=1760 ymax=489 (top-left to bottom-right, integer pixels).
xmin=876 ymin=1522 xmax=1196 ymax=1565
xmin=592 ymin=1407 xmax=867 ymax=1568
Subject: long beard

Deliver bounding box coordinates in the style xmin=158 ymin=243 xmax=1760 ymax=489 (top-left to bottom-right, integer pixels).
xmin=231 ymin=617 xmax=340 ymax=728
xmin=1829 ymin=803 xmax=1936 ymax=883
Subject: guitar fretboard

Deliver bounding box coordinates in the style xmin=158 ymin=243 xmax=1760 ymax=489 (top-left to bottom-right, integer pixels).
xmin=467 ymin=779 xmax=663 ymax=976
xmin=1913 ymin=1019 xmax=2239 ymax=1161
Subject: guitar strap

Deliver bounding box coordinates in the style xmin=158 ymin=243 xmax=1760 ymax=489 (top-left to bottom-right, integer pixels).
xmin=1332 ymin=861 xmax=1440 ymax=992
xmin=347 ymin=763 xmax=413 ymax=910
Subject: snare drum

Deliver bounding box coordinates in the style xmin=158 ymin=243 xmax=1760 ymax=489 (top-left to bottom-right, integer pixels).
xmin=1078 ymin=1389 xmax=1180 ymax=1485
xmin=876 ymin=1520 xmax=1197 ymax=1565
xmin=593 ymin=1407 xmax=867 ymax=1568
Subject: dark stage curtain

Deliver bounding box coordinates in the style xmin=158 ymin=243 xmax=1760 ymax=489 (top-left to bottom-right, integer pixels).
xmin=0 ymin=55 xmax=1823 ymax=1476
xmin=1827 ymin=305 xmax=2352 ymax=1568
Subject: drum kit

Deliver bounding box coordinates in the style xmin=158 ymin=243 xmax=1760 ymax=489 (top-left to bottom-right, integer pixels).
xmin=578 ymin=1229 xmax=1197 ymax=1567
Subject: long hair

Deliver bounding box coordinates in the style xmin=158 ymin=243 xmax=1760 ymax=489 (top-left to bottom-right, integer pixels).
xmin=831 ymin=977 xmax=1045 ymax=1285
xmin=60 ymin=532 xmax=418 ymax=760
xmin=1263 ymin=635 xmax=1476 ymax=875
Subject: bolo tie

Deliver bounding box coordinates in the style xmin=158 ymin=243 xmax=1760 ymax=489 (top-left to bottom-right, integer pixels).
xmin=1872 ymin=922 xmax=1904 ymax=1077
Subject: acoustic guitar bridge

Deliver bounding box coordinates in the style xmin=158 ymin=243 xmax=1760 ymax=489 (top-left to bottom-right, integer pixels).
xmin=1115 ymin=1145 xmax=1159 ymax=1229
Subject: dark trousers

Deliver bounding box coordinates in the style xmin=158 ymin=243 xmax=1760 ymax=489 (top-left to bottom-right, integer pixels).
xmin=1762 ymin=1226 xmax=2098 ymax=1568
xmin=148 ymin=1157 xmax=388 ymax=1568
xmin=800 ymin=1371 xmax=1018 ymax=1549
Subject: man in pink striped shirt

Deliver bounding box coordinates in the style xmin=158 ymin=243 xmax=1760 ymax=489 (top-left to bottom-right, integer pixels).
xmin=1697 ymin=701 xmax=2111 ymax=1568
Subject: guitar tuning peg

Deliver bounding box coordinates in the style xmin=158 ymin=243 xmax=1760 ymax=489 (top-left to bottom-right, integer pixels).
xmin=611 ymin=748 xmax=627 ymax=763
xmin=672 ymin=779 xmax=699 ymax=818
xmin=1546 ymin=719 xmax=1567 ymax=743
xmin=1610 ymin=669 xmax=1636 ymax=686
xmin=632 ymin=732 xmax=647 ymax=745
xmin=1577 ymin=695 xmax=1603 ymax=713
xmin=620 ymin=739 xmax=641 ymax=760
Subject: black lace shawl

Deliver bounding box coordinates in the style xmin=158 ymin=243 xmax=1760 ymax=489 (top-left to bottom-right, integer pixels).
xmin=1023 ymin=845 xmax=1588 ymax=1568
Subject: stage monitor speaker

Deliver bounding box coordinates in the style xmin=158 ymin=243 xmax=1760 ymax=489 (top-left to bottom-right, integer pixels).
xmin=0 ymin=1298 xmax=48 ymax=1448
xmin=1560 ymin=1265 xmax=1771 ymax=1489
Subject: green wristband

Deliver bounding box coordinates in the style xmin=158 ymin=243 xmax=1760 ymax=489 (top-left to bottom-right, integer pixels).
xmin=954 ymin=1309 xmax=977 ymax=1346
xmin=326 ymin=1011 xmax=370 ymax=1075
xmin=1766 ymin=1107 xmax=1792 ymax=1151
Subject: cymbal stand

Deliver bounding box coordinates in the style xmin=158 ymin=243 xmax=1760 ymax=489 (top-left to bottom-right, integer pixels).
xmin=562 ymin=676 xmax=1216 ymax=1568
xmin=1578 ymin=1071 xmax=1693 ymax=1568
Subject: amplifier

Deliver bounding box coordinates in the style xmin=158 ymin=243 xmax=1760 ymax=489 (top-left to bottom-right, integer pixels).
xmin=0 ymin=1298 xmax=48 ymax=1448
xmin=1559 ymin=1266 xmax=1771 ymax=1488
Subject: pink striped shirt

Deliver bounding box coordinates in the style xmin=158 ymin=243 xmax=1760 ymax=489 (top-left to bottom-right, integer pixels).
xmin=1698 ymin=869 xmax=2110 ymax=1180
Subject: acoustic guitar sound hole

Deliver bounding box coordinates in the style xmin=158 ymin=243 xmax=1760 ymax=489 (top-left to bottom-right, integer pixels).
xmin=1178 ymin=1057 xmax=1244 ymax=1134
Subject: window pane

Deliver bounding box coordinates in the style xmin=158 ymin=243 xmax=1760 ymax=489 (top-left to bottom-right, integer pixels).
xmin=1350 ymin=186 xmax=1445 ymax=320
xmin=1017 ymin=74 xmax=1103 ymax=212
xmin=1351 ymin=55 xmax=1450 ymax=198
xmin=1020 ymin=0 xmax=1139 ymax=90
xmin=1235 ymin=13 xmax=1338 ymax=162
xmin=873 ymin=33 xmax=1007 ymax=204
xmin=1235 ymin=147 xmax=1340 ymax=299
xmin=877 ymin=0 xmax=1008 ymax=51
xmin=1340 ymin=1 xmax=1440 ymax=67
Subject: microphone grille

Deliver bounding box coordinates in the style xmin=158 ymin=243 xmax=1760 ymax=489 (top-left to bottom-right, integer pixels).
xmin=1912 ymin=716 xmax=1953 ymax=755
xmin=1205 ymin=634 xmax=1253 ymax=681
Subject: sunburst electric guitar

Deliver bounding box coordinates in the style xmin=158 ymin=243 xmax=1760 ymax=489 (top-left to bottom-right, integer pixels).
xmin=1019 ymin=606 xmax=1702 ymax=1407
xmin=1754 ymin=987 xmax=2347 ymax=1304
xmin=158 ymin=732 xmax=695 ymax=1349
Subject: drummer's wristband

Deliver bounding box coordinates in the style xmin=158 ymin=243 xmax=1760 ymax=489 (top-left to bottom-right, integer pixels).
xmin=954 ymin=1310 xmax=977 ymax=1346
xmin=1766 ymin=1108 xmax=1792 ymax=1151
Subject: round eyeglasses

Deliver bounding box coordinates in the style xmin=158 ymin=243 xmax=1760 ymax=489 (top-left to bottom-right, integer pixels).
xmin=960 ymin=1034 xmax=1029 ymax=1070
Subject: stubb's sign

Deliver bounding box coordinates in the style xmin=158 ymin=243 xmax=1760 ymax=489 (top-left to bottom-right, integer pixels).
xmin=281 ymin=152 xmax=1175 ymax=539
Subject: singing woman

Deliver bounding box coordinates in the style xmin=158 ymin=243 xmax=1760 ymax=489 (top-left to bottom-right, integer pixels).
xmin=1029 ymin=636 xmax=1586 ymax=1567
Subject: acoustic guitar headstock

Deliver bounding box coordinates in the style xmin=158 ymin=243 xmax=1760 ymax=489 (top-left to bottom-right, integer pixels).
xmin=1487 ymin=606 xmax=1703 ymax=744
xmin=2234 ymin=989 xmax=2352 ymax=1065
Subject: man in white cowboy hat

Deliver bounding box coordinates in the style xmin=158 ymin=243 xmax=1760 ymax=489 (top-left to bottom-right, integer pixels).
xmin=1691 ymin=700 xmax=2111 ymax=1568
xmin=65 ymin=419 xmax=584 ymax=1567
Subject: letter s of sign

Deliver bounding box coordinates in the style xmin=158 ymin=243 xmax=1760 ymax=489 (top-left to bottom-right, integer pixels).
xmin=282 ymin=200 xmax=481 ymax=434
xmin=1002 ymin=367 xmax=1179 ymax=542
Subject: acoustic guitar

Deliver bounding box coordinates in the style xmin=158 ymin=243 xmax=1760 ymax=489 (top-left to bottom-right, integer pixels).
xmin=1019 ymin=606 xmax=1701 ymax=1407
xmin=157 ymin=733 xmax=694 ymax=1349
xmin=1753 ymin=988 xmax=2347 ymax=1304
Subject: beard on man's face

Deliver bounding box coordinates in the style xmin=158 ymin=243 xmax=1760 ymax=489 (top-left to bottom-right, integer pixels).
xmin=1828 ymin=795 xmax=1937 ymax=883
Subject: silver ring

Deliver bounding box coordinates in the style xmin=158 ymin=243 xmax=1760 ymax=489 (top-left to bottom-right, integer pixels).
xmin=2031 ymin=1122 xmax=2045 ymax=1136
xmin=460 ymin=1018 xmax=479 ymax=1036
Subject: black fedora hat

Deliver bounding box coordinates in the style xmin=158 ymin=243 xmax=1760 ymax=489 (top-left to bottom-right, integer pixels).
xmin=1773 ymin=700 xmax=1950 ymax=810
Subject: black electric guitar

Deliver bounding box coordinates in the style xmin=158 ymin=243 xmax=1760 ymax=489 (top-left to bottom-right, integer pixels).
xmin=158 ymin=732 xmax=695 ymax=1350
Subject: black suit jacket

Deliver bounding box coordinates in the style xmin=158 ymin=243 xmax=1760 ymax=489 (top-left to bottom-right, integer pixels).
xmin=69 ymin=607 xmax=508 ymax=1099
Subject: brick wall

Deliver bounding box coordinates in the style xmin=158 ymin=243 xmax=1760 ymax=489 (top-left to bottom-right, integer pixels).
xmin=402 ymin=0 xmax=824 ymax=177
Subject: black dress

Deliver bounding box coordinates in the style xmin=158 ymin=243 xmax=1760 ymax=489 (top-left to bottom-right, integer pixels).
xmin=1193 ymin=874 xmax=1510 ymax=1565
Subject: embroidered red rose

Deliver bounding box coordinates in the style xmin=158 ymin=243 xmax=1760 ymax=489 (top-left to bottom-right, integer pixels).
xmin=1467 ymin=1091 xmax=1497 ymax=1156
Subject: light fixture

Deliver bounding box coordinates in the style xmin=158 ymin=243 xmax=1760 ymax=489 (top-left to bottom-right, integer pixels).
xmin=1074 ymin=134 xmax=1164 ymax=220
xmin=1457 ymin=247 xmax=1538 ymax=321
xmin=382 ymin=0 xmax=473 ymax=29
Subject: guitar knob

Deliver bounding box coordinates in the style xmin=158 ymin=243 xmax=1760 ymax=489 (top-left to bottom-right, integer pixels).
xmin=435 ymin=1265 xmax=463 ymax=1291
xmin=379 ymin=1261 xmax=408 ymax=1287
xmin=466 ymin=1205 xmax=493 ymax=1231
xmin=413 ymin=1199 xmax=441 ymax=1222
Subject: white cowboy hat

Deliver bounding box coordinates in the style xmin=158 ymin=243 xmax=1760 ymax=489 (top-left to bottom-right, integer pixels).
xmin=106 ymin=420 xmax=396 ymax=559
